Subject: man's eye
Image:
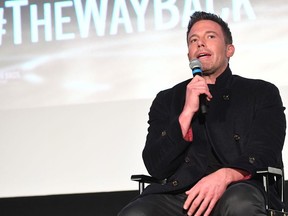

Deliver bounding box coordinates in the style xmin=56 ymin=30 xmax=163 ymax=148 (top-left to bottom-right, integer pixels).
xmin=208 ymin=35 xmax=215 ymax=39
xmin=190 ymin=38 xmax=197 ymax=43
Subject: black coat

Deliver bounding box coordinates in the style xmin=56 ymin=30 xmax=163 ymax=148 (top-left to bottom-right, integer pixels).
xmin=142 ymin=66 xmax=286 ymax=207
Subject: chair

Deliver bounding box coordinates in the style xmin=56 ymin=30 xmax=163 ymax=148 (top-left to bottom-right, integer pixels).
xmin=257 ymin=167 xmax=288 ymax=215
xmin=131 ymin=167 xmax=288 ymax=216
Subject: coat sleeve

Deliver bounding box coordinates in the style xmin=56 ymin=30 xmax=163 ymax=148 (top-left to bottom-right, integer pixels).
xmin=228 ymin=81 xmax=286 ymax=176
xmin=142 ymin=89 xmax=192 ymax=180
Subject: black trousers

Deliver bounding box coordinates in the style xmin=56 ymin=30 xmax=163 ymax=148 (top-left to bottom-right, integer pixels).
xmin=118 ymin=182 xmax=267 ymax=216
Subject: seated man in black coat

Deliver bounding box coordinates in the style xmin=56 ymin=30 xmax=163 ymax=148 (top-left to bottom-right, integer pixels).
xmin=118 ymin=11 xmax=286 ymax=216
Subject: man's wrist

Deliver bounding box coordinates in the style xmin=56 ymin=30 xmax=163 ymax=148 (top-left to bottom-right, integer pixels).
xmin=220 ymin=168 xmax=251 ymax=185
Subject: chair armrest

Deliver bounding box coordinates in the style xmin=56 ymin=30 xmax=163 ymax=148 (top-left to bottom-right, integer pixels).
xmin=257 ymin=167 xmax=283 ymax=176
xmin=131 ymin=175 xmax=165 ymax=184
xmin=131 ymin=174 xmax=167 ymax=194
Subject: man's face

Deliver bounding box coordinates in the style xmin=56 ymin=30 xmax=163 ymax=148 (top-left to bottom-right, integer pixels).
xmin=187 ymin=20 xmax=234 ymax=77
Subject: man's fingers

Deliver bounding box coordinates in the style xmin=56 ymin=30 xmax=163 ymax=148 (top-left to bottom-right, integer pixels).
xmin=203 ymin=198 xmax=218 ymax=216
xmin=193 ymin=196 xmax=209 ymax=216
xmin=186 ymin=194 xmax=204 ymax=216
xmin=183 ymin=190 xmax=196 ymax=210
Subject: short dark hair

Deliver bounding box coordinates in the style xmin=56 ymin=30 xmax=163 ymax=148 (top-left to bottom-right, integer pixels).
xmin=187 ymin=11 xmax=233 ymax=45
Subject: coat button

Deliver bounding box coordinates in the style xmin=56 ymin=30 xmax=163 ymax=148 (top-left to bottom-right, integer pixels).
xmin=161 ymin=130 xmax=166 ymax=136
xmin=222 ymin=95 xmax=230 ymax=101
xmin=249 ymin=157 xmax=256 ymax=164
xmin=233 ymin=134 xmax=240 ymax=141
xmin=172 ymin=180 xmax=179 ymax=187
xmin=185 ymin=157 xmax=190 ymax=163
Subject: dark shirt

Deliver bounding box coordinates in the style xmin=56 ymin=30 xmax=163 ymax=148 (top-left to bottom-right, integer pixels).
xmin=205 ymin=84 xmax=223 ymax=175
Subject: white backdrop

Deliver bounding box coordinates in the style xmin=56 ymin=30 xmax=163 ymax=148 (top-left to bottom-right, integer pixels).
xmin=0 ymin=0 xmax=287 ymax=198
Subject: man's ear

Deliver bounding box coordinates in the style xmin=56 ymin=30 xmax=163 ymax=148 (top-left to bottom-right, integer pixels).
xmin=226 ymin=44 xmax=235 ymax=58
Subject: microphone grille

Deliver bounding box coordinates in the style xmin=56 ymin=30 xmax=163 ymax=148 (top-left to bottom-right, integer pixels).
xmin=189 ymin=59 xmax=202 ymax=70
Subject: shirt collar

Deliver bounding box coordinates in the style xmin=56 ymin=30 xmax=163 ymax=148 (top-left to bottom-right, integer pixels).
xmin=209 ymin=64 xmax=232 ymax=90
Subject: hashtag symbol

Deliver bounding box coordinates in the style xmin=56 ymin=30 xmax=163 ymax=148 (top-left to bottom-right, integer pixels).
xmin=0 ymin=8 xmax=7 ymax=46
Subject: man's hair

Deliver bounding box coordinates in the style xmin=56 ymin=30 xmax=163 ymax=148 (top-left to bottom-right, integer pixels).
xmin=187 ymin=11 xmax=233 ymax=45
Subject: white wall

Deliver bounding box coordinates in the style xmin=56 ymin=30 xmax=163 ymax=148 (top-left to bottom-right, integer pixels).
xmin=0 ymin=99 xmax=150 ymax=196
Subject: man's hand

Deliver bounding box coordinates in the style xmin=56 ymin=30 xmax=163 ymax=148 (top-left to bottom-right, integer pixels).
xmin=183 ymin=75 xmax=212 ymax=114
xmin=183 ymin=168 xmax=247 ymax=216
xmin=179 ymin=76 xmax=212 ymax=138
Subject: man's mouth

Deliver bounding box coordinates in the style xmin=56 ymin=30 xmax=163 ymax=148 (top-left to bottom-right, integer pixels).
xmin=197 ymin=53 xmax=211 ymax=58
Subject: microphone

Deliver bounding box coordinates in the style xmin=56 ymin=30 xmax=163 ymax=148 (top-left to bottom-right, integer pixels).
xmin=189 ymin=59 xmax=207 ymax=114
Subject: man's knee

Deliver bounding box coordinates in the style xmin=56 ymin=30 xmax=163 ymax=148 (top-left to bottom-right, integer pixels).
xmin=118 ymin=197 xmax=156 ymax=216
xmin=118 ymin=193 xmax=186 ymax=216
xmin=212 ymin=183 xmax=266 ymax=216
xmin=118 ymin=202 xmax=148 ymax=216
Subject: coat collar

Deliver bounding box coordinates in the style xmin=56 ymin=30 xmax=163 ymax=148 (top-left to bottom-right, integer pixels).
xmin=211 ymin=65 xmax=232 ymax=90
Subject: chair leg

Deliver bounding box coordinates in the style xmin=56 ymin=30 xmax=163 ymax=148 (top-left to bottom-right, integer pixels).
xmin=139 ymin=182 xmax=145 ymax=194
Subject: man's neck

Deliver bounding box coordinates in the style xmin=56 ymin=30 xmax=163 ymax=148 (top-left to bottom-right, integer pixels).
xmin=203 ymin=75 xmax=217 ymax=84
xmin=203 ymin=64 xmax=229 ymax=84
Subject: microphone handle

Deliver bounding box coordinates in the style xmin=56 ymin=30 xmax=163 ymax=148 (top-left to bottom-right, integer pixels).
xmin=193 ymin=72 xmax=207 ymax=114
xmin=199 ymin=94 xmax=207 ymax=114
xmin=191 ymin=64 xmax=207 ymax=114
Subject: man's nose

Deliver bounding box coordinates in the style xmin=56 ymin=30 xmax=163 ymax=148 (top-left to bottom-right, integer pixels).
xmin=197 ymin=39 xmax=205 ymax=47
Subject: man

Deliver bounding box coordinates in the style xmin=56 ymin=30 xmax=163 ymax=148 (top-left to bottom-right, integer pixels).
xmin=118 ymin=11 xmax=286 ymax=216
